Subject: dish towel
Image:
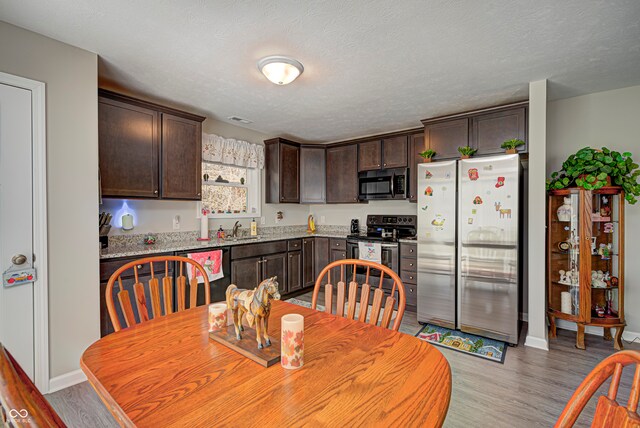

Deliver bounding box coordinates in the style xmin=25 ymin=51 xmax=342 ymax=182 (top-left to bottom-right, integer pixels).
xmin=358 ymin=242 xmax=382 ymax=264
xmin=187 ymin=250 xmax=224 ymax=283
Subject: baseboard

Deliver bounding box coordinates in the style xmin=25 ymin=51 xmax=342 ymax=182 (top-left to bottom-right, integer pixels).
xmin=555 ymin=320 xmax=640 ymax=342
xmin=524 ymin=335 xmax=549 ymax=351
xmin=48 ymin=369 xmax=87 ymax=393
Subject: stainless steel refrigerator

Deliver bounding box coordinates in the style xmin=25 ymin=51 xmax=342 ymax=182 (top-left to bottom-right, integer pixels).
xmin=417 ymin=154 xmax=520 ymax=344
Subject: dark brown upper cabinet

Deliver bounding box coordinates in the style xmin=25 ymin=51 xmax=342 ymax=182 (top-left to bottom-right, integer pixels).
xmin=423 ymin=118 xmax=469 ymax=160
xmin=470 ymin=107 xmax=527 ymax=155
xmin=300 ymin=146 xmax=326 ymax=204
xmin=358 ymin=140 xmax=382 ymax=171
xmin=162 ymin=114 xmax=202 ymax=199
xmin=98 ymin=90 xmax=205 ymax=200
xmin=382 ymin=135 xmax=408 ymax=169
xmin=326 ymin=144 xmax=359 ymax=203
xmin=265 ymin=138 xmax=300 ymax=203
xmin=408 ymin=132 xmax=425 ymax=202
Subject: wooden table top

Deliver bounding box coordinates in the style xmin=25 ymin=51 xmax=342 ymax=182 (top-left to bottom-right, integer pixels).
xmin=81 ymin=301 xmax=451 ymax=427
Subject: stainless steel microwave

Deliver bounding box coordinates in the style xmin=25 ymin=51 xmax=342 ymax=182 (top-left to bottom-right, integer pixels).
xmin=358 ymin=168 xmax=407 ymax=200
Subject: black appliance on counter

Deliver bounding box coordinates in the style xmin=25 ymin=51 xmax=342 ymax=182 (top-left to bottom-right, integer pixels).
xmin=350 ymin=218 xmax=360 ymax=234
xmin=347 ymin=214 xmax=417 ymax=276
xmin=358 ymin=168 xmax=408 ymax=200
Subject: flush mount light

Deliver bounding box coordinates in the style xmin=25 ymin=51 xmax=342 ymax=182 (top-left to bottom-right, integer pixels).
xmin=257 ymin=56 xmax=304 ymax=85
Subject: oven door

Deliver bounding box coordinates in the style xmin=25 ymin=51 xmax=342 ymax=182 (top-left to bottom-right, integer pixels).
xmin=347 ymin=240 xmax=399 ymax=273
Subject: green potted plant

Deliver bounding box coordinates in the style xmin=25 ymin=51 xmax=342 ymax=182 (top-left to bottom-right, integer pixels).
xmin=418 ymin=149 xmax=436 ymax=163
xmin=457 ymin=146 xmax=477 ymax=159
xmin=546 ymin=147 xmax=640 ymax=204
xmin=501 ymin=138 xmax=525 ymax=154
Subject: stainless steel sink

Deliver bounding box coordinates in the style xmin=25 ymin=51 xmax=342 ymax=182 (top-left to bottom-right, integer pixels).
xmin=229 ymin=236 xmax=262 ymax=242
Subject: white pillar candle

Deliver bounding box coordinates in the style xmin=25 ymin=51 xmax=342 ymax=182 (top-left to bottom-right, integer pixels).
xmin=560 ymin=291 xmax=572 ymax=314
xmin=208 ymin=303 xmax=227 ymax=332
xmin=281 ymin=314 xmax=304 ymax=369
xmin=200 ymin=213 xmax=209 ymax=240
xmin=121 ymin=213 xmax=134 ymax=230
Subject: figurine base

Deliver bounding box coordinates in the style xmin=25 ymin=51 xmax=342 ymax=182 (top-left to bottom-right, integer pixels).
xmin=197 ymin=237 xmax=210 ymax=241
xmin=209 ymin=325 xmax=280 ymax=367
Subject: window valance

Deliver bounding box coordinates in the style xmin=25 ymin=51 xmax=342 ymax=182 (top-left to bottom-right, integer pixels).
xmin=202 ymin=133 xmax=265 ymax=169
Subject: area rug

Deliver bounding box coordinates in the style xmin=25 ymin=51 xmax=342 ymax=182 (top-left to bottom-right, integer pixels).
xmin=285 ymin=298 xmax=325 ymax=311
xmin=416 ymin=324 xmax=507 ymax=364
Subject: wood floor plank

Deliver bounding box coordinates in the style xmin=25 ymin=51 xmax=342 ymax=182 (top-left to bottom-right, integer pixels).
xmin=46 ymin=289 xmax=640 ymax=428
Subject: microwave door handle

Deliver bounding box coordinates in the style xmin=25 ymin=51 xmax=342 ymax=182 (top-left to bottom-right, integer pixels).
xmin=390 ymin=172 xmax=395 ymax=197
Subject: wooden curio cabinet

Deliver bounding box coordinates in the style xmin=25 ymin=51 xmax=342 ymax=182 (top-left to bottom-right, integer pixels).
xmin=547 ymin=187 xmax=625 ymax=350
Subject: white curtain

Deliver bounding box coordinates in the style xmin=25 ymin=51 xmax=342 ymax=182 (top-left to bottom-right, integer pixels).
xmin=202 ymin=133 xmax=265 ymax=169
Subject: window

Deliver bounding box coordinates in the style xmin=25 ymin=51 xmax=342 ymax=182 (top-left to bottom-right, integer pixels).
xmin=199 ymin=162 xmax=260 ymax=218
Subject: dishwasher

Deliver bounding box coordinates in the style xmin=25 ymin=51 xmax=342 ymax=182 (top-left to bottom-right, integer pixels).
xmin=176 ymin=246 xmax=231 ymax=305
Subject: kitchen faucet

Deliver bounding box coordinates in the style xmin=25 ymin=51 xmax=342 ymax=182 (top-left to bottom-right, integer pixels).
xmin=232 ymin=221 xmax=242 ymax=238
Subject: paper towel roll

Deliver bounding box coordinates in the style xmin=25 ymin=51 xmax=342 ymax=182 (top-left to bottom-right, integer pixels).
xmin=200 ymin=213 xmax=209 ymax=240
xmin=561 ymin=291 xmax=572 ymax=314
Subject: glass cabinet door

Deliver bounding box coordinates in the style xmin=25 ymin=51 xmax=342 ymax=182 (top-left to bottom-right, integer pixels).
xmin=548 ymin=190 xmax=584 ymax=321
xmin=590 ymin=191 xmax=622 ymax=322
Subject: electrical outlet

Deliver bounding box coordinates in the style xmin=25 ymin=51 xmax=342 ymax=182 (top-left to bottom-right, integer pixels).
xmin=173 ymin=215 xmax=181 ymax=230
xmin=260 ymin=216 xmax=266 ymax=225
xmin=275 ymin=215 xmax=281 ymax=224
xmin=320 ymin=215 xmax=326 ymax=224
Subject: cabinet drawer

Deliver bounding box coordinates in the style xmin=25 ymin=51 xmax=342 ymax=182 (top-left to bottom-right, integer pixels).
xmin=400 ymin=269 xmax=417 ymax=285
xmin=287 ymin=239 xmax=302 ymax=251
xmin=401 ymin=257 xmax=417 ymax=272
xmin=231 ymin=240 xmax=287 ymax=260
xmin=400 ymin=243 xmax=417 ymax=259
xmin=405 ymin=284 xmax=417 ymax=307
xmin=100 ymin=253 xmax=173 ymax=282
xmin=330 ymin=239 xmax=347 ymax=251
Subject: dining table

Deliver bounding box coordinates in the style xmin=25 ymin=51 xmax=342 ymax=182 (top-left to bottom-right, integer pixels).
xmin=81 ymin=300 xmax=451 ymax=427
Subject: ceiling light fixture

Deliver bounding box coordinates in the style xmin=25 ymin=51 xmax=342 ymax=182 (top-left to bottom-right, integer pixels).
xmin=257 ymin=56 xmax=304 ymax=85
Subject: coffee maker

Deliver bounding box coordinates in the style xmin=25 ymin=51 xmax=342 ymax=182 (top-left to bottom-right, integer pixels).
xmin=350 ymin=219 xmax=360 ymax=234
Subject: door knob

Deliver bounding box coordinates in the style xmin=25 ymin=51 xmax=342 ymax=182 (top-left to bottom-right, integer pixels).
xmin=11 ymin=254 xmax=27 ymax=265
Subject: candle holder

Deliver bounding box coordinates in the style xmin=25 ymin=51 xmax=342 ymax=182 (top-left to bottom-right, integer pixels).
xmin=208 ymin=303 xmax=227 ymax=332
xmin=281 ymin=314 xmax=304 ymax=369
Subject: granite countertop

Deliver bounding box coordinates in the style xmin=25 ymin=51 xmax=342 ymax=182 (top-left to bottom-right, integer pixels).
xmin=100 ymin=231 xmax=350 ymax=259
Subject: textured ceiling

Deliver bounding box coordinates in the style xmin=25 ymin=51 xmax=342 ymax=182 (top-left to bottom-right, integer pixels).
xmin=1 ymin=0 xmax=640 ymax=143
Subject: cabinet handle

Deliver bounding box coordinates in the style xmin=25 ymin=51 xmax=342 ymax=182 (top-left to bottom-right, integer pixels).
xmin=410 ymin=249 xmax=414 ymax=253
xmin=289 ymin=254 xmax=293 ymax=258
xmin=410 ymin=288 xmax=414 ymax=293
xmin=409 ymin=275 xmax=414 ymax=280
xmin=409 ymin=263 xmax=414 ymax=267
xmin=154 ymin=190 xmax=158 ymax=194
xmin=342 ymin=253 xmax=346 ymax=257
xmin=384 ymin=163 xmax=387 ymax=167
xmin=377 ymin=164 xmax=380 ymax=167
xmin=137 ymin=264 xmax=143 ymax=269
xmin=197 ymin=192 xmax=201 ymax=196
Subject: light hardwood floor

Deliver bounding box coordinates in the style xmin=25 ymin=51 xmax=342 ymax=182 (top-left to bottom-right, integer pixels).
xmin=46 ymin=291 xmax=640 ymax=427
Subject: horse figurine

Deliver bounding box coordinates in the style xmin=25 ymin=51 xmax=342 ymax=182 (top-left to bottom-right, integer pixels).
xmin=225 ymin=277 xmax=281 ymax=349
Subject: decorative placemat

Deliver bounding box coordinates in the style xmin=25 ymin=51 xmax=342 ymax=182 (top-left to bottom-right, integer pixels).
xmin=416 ymin=324 xmax=507 ymax=364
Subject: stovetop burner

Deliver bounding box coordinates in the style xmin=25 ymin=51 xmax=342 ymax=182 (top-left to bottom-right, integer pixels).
xmin=347 ymin=214 xmax=417 ymax=242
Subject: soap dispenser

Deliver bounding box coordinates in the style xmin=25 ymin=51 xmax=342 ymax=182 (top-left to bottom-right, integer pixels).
xmin=250 ymin=218 xmax=257 ymax=236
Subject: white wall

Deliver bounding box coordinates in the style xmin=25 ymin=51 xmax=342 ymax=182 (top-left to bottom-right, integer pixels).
xmin=310 ymin=200 xmax=417 ymax=226
xmin=101 ymin=117 xmax=310 ymax=234
xmin=0 ymin=22 xmax=99 ymax=378
xmin=547 ymin=84 xmax=640 ymax=337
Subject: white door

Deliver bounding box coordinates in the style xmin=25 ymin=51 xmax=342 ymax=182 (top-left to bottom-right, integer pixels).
xmin=0 ymin=82 xmax=35 ymax=379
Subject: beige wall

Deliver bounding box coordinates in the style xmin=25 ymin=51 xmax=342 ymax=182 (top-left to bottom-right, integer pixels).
xmin=547 ymin=84 xmax=640 ymax=336
xmin=0 ymin=22 xmax=99 ymax=378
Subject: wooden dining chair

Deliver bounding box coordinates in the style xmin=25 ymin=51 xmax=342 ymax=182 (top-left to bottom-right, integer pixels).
xmin=0 ymin=343 xmax=66 ymax=427
xmin=311 ymin=259 xmax=406 ymax=331
xmin=555 ymin=350 xmax=640 ymax=427
xmin=106 ymin=255 xmax=210 ymax=332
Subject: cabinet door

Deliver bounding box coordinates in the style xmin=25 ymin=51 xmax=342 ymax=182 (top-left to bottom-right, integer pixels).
xmin=287 ymin=250 xmax=302 ymax=292
xmin=326 ymin=144 xmax=359 ymax=203
xmin=330 ymin=248 xmax=347 ymax=283
xmin=471 ymin=107 xmax=526 ymax=155
xmin=382 ymin=136 xmax=408 ymax=169
xmin=263 ymin=253 xmax=288 ymax=295
xmin=279 ymin=143 xmax=300 ymax=203
xmin=161 ymin=113 xmax=202 ymax=200
xmin=300 ymin=147 xmax=326 ymax=203
xmin=231 ymin=257 xmax=262 ymax=289
xmin=99 ymin=97 xmax=159 ymax=198
xmin=302 ymin=238 xmax=315 ymax=288
xmin=424 ymin=118 xmax=469 ymax=159
xmin=315 ymin=237 xmax=330 ymax=285
xmin=358 ymin=140 xmax=382 ymax=171
xmin=408 ymin=132 xmax=425 ymax=202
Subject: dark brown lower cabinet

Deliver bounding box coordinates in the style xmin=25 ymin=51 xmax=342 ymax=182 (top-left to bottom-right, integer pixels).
xmin=287 ymin=251 xmax=302 ymax=292
xmin=230 ymin=257 xmax=262 ymax=289
xmin=263 ymin=253 xmax=287 ymax=294
xmin=315 ymin=237 xmax=330 ymax=286
xmin=330 ymin=247 xmax=347 ymax=283
xmin=302 ymin=238 xmax=315 ymax=288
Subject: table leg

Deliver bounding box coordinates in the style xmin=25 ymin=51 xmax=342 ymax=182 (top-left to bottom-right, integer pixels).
xmin=548 ymin=314 xmax=557 ymax=339
xmin=576 ymin=324 xmax=585 ymax=350
xmin=614 ymin=326 xmax=625 ymax=351
xmin=603 ymin=327 xmax=612 ymax=341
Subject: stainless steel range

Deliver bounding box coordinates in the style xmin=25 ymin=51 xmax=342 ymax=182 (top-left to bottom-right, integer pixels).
xmin=347 ymin=215 xmax=417 ymax=274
